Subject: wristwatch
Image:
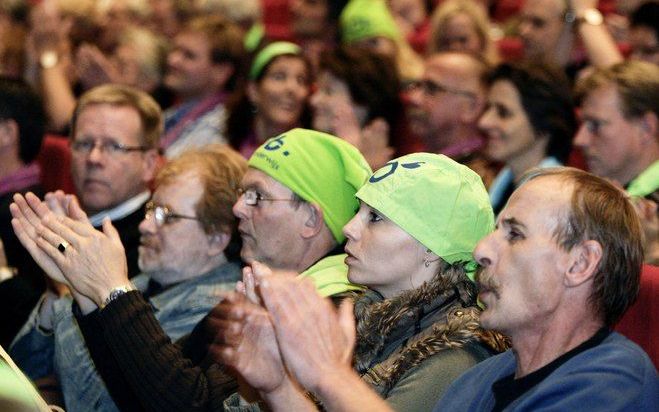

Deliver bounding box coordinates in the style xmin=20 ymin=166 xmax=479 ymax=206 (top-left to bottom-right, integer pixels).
xmin=100 ymin=284 xmax=136 ymax=310
xmin=574 ymin=8 xmax=603 ymax=26
xmin=39 ymin=50 xmax=59 ymax=69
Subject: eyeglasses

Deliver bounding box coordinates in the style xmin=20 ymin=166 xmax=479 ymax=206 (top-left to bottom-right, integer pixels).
xmin=237 ymin=188 xmax=296 ymax=207
xmin=145 ymin=201 xmax=200 ymax=227
xmin=406 ymin=80 xmax=477 ymax=99
xmin=71 ymin=139 xmax=150 ymax=156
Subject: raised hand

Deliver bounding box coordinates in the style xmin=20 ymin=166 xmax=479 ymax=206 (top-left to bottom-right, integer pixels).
xmin=10 ymin=192 xmax=68 ymax=285
xmin=256 ymin=272 xmax=356 ymax=393
xmin=28 ymin=197 xmax=128 ymax=307
xmin=206 ymin=292 xmax=287 ymax=394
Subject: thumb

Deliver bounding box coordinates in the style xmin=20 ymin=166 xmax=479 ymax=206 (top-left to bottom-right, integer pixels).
xmin=337 ymin=299 xmax=356 ymax=363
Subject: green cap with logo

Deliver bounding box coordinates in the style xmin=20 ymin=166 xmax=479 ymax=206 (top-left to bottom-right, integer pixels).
xmin=248 ymin=128 xmax=372 ymax=243
xmin=340 ymin=0 xmax=401 ymax=43
xmin=356 ymin=153 xmax=494 ymax=273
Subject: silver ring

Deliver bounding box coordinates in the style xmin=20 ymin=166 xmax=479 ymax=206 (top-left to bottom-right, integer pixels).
xmin=57 ymin=241 xmax=70 ymax=254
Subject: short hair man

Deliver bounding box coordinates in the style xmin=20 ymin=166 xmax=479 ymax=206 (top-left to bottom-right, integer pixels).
xmin=160 ymin=15 xmax=246 ymax=158
xmin=518 ymin=0 xmax=622 ymax=77
xmin=223 ymin=167 xmax=657 ymax=411
xmin=435 ymin=168 xmax=657 ymax=410
xmin=233 ymin=128 xmax=372 ymax=296
xmin=70 ymin=84 xmax=161 ymax=277
xmin=575 ymin=60 xmax=659 ymax=200
xmin=407 ymin=52 xmax=495 ymax=186
xmin=10 ymin=145 xmax=247 ymax=412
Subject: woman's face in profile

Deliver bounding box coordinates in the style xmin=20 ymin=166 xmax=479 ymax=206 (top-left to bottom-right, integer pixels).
xmin=478 ymin=79 xmax=538 ymax=163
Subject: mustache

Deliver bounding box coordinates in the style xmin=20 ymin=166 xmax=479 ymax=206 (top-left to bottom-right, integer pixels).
xmin=476 ymin=270 xmax=500 ymax=296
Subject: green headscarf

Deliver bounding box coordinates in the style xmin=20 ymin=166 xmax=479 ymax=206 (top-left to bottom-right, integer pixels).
xmin=340 ymin=0 xmax=401 ymax=43
xmin=248 ymin=128 xmax=372 ymax=243
xmin=356 ymin=153 xmax=494 ymax=273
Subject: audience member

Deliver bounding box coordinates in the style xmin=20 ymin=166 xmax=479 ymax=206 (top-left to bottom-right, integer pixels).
xmin=427 ymin=0 xmax=499 ymax=65
xmin=10 ymin=146 xmax=246 ymax=412
xmin=225 ymin=42 xmax=312 ymax=157
xmin=0 ymin=77 xmax=46 ymax=348
xmin=517 ymin=0 xmax=622 ymax=79
xmin=629 ymin=1 xmax=659 ymax=65
xmin=479 ymin=62 xmax=576 ymax=214
xmin=216 ymin=153 xmax=509 ymax=411
xmin=574 ymin=60 xmax=659 ymax=264
xmin=311 ymin=46 xmax=402 ymax=169
xmin=159 ymin=16 xmax=246 ymax=158
xmin=407 ymin=52 xmax=496 ymax=187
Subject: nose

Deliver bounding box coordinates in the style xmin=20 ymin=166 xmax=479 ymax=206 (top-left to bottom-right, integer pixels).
xmin=310 ymin=90 xmax=321 ymax=109
xmin=473 ymin=232 xmax=494 ymax=268
xmin=477 ymin=107 xmax=494 ymax=132
xmin=232 ymin=194 xmax=249 ymax=220
xmin=407 ymin=83 xmax=423 ymax=107
xmin=139 ymin=211 xmax=157 ymax=234
xmin=86 ymin=142 xmax=105 ymax=164
xmin=573 ymin=124 xmax=590 ymax=148
xmin=519 ymin=20 xmax=532 ymax=39
xmin=342 ymin=214 xmax=361 ymax=242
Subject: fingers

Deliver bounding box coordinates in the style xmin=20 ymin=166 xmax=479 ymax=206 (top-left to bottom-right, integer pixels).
xmin=338 ymin=299 xmax=357 ymax=363
xmin=67 ymin=195 xmax=88 ymax=221
xmin=102 ymin=217 xmax=121 ymax=243
xmin=242 ymin=266 xmax=261 ymax=304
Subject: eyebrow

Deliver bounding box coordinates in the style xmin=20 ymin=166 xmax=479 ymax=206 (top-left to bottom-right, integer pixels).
xmin=499 ymin=217 xmax=527 ymax=230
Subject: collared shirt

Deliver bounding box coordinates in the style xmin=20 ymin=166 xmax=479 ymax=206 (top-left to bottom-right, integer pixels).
xmin=88 ymin=191 xmax=150 ymax=227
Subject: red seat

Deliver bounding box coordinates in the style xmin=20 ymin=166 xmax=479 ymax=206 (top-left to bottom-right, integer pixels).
xmin=37 ymin=134 xmax=75 ymax=194
xmin=615 ymin=264 xmax=659 ymax=369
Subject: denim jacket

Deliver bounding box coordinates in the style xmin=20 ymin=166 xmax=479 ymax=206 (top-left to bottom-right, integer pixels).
xmin=10 ymin=262 xmax=241 ymax=412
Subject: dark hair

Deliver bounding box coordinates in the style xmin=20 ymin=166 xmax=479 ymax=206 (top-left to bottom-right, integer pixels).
xmin=319 ymin=46 xmax=403 ymax=147
xmin=485 ymin=62 xmax=576 ymax=163
xmin=630 ymin=1 xmax=659 ymax=41
xmin=523 ymin=167 xmax=643 ymax=326
xmin=0 ymin=77 xmax=46 ymax=163
xmin=185 ymin=16 xmax=248 ymax=92
xmin=226 ymin=50 xmax=312 ymax=150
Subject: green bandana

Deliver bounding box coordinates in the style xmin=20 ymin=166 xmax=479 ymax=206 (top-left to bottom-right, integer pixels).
xmin=248 ymin=128 xmax=372 ymax=243
xmin=340 ymin=0 xmax=401 ymax=43
xmin=356 ymin=153 xmax=494 ymax=271
xmin=249 ymin=41 xmax=301 ymax=79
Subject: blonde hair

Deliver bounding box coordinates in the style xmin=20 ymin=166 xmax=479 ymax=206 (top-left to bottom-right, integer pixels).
xmin=71 ymin=84 xmax=162 ymax=148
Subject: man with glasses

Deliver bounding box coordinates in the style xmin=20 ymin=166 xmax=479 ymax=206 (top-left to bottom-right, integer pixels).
xmin=407 ymin=52 xmax=496 ymax=187
xmin=574 ymin=60 xmax=659 ymax=264
xmin=10 ymin=145 xmax=247 ymax=412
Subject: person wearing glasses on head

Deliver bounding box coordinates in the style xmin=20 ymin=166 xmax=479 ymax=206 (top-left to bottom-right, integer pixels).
xmin=406 ymin=52 xmax=498 ymax=189
xmin=10 ymin=128 xmax=371 ymax=411
xmin=10 ymin=145 xmax=247 ymax=412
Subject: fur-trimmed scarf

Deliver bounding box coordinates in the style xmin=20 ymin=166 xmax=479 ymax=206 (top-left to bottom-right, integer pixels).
xmin=352 ymin=263 xmax=509 ymax=397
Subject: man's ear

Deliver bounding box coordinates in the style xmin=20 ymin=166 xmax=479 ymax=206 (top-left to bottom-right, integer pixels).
xmin=565 ymin=240 xmax=602 ymax=287
xmin=300 ymin=203 xmax=324 ymax=239
xmin=208 ymin=230 xmax=231 ymax=256
xmin=636 ymin=111 xmax=658 ymax=144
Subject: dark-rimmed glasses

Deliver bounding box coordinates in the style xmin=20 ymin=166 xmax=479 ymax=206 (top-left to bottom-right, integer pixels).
xmin=406 ymin=79 xmax=477 ymax=99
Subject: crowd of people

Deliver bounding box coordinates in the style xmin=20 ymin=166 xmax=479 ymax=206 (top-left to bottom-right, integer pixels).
xmin=0 ymin=0 xmax=657 ymax=411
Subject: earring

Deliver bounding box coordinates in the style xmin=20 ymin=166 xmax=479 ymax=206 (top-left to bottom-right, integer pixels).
xmin=424 ymin=258 xmax=431 ymax=268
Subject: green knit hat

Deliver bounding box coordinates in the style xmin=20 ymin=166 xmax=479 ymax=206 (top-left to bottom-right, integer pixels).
xmin=249 ymin=41 xmax=301 ymax=79
xmin=340 ymin=0 xmax=401 ymax=43
xmin=248 ymin=128 xmax=372 ymax=243
xmin=356 ymin=153 xmax=494 ymax=271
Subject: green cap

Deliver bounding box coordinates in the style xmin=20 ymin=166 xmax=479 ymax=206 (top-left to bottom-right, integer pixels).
xmin=340 ymin=0 xmax=401 ymax=43
xmin=249 ymin=41 xmax=301 ymax=79
xmin=248 ymin=128 xmax=372 ymax=243
xmin=356 ymin=153 xmax=494 ymax=271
